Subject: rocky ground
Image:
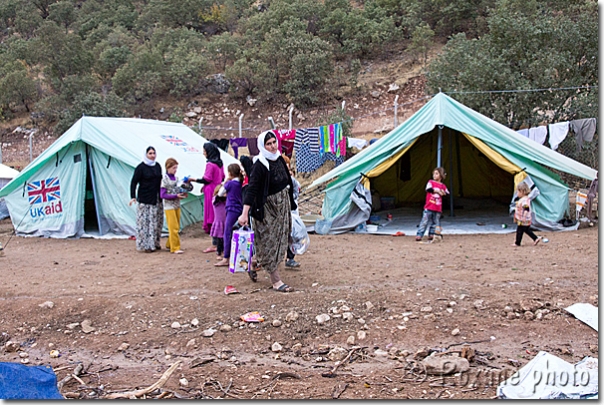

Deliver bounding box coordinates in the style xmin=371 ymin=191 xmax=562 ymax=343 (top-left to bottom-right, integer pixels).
xmin=0 ymin=217 xmax=598 ymax=399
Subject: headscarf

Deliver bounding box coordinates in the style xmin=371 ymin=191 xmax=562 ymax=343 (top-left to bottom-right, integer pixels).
xmin=203 ymin=142 xmax=223 ymax=168
xmin=254 ymin=130 xmax=280 ymax=170
xmin=240 ymin=155 xmax=253 ymax=178
xmin=143 ymin=146 xmax=156 ymax=166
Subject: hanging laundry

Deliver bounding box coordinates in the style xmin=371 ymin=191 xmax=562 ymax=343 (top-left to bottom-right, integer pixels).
xmin=210 ymin=138 xmax=230 ymax=152
xmin=334 ymin=123 xmax=345 ymax=158
xmin=516 ymin=129 xmax=529 ymax=138
xmin=247 ymin=137 xmax=260 ymax=156
xmin=281 ymin=140 xmax=295 ymax=158
xmin=294 ymin=127 xmax=321 ymax=154
xmin=548 ymin=122 xmax=569 ymax=151
xmin=528 ymin=126 xmax=547 ymax=145
xmin=295 ymin=143 xmax=345 ymax=173
xmin=229 ymin=138 xmax=248 ymax=159
xmin=319 ymin=125 xmax=331 ymax=155
xmin=272 ymin=129 xmax=296 ymax=152
xmin=570 ymin=118 xmax=597 ymax=151
xmin=347 ymin=137 xmax=368 ymax=150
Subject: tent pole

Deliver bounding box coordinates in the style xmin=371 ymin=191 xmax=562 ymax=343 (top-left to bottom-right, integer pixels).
xmin=455 ymin=132 xmax=463 ymax=197
xmin=437 ymin=125 xmax=443 ymax=167
xmin=448 ymin=128 xmax=453 ymax=215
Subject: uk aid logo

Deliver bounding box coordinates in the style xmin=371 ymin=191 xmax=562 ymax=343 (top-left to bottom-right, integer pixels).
xmin=27 ymin=177 xmax=63 ymax=218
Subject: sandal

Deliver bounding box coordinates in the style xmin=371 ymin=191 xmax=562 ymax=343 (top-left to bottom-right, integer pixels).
xmin=534 ymin=236 xmax=543 ymax=246
xmin=248 ymin=269 xmax=257 ymax=282
xmin=274 ymin=283 xmax=294 ymax=293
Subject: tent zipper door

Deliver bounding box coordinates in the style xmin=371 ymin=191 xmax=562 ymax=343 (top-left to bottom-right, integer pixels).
xmin=85 ymin=145 xmax=105 ymax=235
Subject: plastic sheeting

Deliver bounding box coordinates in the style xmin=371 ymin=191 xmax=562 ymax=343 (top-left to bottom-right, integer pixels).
xmin=497 ymin=352 xmax=598 ymax=399
xmin=0 ymin=362 xmax=64 ymax=399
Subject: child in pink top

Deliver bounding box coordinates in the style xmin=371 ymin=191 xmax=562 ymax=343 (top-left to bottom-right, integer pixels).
xmin=512 ymin=182 xmax=543 ymax=247
xmin=416 ymin=167 xmax=449 ymax=241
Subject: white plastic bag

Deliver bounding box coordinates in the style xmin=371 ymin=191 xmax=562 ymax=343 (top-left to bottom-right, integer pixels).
xmin=289 ymin=212 xmax=310 ymax=255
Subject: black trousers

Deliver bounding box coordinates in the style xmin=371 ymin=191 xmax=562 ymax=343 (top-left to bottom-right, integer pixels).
xmin=287 ymin=247 xmax=295 ymax=260
xmin=515 ymin=225 xmax=537 ymax=246
xmin=212 ymin=237 xmax=224 ymax=255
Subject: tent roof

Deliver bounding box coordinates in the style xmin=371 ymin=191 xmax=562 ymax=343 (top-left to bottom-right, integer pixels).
xmin=311 ymin=92 xmax=597 ymax=189
xmin=0 ymin=163 xmax=19 ymax=180
xmin=0 ymin=117 xmax=239 ymax=197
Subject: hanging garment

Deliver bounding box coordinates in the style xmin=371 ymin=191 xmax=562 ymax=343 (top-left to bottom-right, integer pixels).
xmin=210 ymin=138 xmax=230 ymax=152
xmin=570 ymin=118 xmax=597 ymax=151
xmin=229 ymin=138 xmax=248 ymax=159
xmin=528 ymin=126 xmax=547 ymax=145
xmin=247 ymin=137 xmax=260 ymax=156
xmin=281 ymin=140 xmax=295 ymax=157
xmin=295 ymin=143 xmax=344 ymax=173
xmin=272 ymin=129 xmax=296 ymax=152
xmin=319 ymin=126 xmax=331 ymax=155
xmin=516 ymin=129 xmax=530 ymax=138
xmin=294 ymin=128 xmax=310 ymax=150
xmin=334 ymin=123 xmax=344 ymax=157
xmin=307 ymin=127 xmax=320 ymax=154
xmin=548 ymin=122 xmax=569 ymax=151
xmin=347 ymin=137 xmax=368 ymax=150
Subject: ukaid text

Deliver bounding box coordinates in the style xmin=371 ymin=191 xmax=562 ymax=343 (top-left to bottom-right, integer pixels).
xmin=229 ymin=228 xmax=254 ymax=273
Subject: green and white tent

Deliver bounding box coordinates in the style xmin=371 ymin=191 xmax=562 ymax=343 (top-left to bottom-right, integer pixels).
xmin=0 ymin=117 xmax=238 ymax=238
xmin=310 ymin=93 xmax=597 ymax=233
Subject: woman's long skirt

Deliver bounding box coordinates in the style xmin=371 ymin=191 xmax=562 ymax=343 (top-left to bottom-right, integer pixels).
xmin=252 ymin=188 xmax=291 ymax=274
xmin=136 ymin=198 xmax=163 ymax=251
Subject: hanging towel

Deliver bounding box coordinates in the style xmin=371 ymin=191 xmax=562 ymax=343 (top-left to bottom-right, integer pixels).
xmin=319 ymin=126 xmax=330 ymax=156
xmin=247 ymin=137 xmax=260 ymax=156
xmin=548 ymin=122 xmax=569 ymax=151
xmin=307 ymin=127 xmax=320 ymax=154
xmin=334 ymin=123 xmax=344 ymax=157
xmin=528 ymin=126 xmax=547 ymax=145
xmin=570 ymin=118 xmax=597 ymax=151
xmin=576 ymin=191 xmax=588 ymax=218
xmin=329 ymin=124 xmax=336 ymax=154
xmin=229 ymin=138 xmax=248 ymax=159
xmin=516 ymin=129 xmax=529 ymax=138
xmin=348 ymin=137 xmax=368 ymax=150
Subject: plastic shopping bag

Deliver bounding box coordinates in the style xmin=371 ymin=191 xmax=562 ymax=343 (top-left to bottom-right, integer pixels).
xmin=289 ymin=212 xmax=310 ymax=255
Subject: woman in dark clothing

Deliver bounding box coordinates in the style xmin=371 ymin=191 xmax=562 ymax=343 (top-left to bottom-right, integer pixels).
xmin=238 ymin=131 xmax=296 ymax=292
xmin=239 ymin=155 xmax=253 ymax=201
xmin=129 ymin=146 xmax=163 ymax=252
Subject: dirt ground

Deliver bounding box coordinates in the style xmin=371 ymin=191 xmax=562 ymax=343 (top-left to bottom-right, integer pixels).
xmin=0 ymin=216 xmax=598 ymax=399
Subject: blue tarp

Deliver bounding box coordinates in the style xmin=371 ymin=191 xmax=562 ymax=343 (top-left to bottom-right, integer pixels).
xmin=0 ymin=362 xmax=64 ymax=399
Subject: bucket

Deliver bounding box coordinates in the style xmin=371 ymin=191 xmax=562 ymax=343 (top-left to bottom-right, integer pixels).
xmin=366 ymin=224 xmax=378 ymax=233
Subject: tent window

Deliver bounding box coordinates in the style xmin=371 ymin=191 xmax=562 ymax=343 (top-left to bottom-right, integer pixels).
xmin=399 ymin=152 xmax=411 ymax=182
xmin=73 ymin=153 xmax=82 ymax=163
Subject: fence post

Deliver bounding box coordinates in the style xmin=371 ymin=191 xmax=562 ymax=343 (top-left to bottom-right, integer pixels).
xmin=268 ymin=116 xmax=276 ymax=129
xmin=394 ymin=95 xmax=399 ymax=128
xmin=341 ymin=100 xmax=346 ymax=111
xmin=29 ymin=132 xmax=34 ymax=163
xmin=238 ymin=114 xmax=244 ymax=138
xmin=288 ymin=105 xmax=295 ymax=130
xmin=198 ymin=117 xmax=203 ymax=135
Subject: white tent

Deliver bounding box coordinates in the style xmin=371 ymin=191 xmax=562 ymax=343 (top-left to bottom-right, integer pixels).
xmin=0 ymin=163 xmax=20 ymax=219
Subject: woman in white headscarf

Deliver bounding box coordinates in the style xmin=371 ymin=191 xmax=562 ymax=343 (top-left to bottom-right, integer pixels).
xmin=129 ymin=146 xmax=163 ymax=252
xmin=238 ymin=131 xmax=297 ymax=292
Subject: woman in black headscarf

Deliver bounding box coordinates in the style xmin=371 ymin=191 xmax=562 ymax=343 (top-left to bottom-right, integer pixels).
xmin=189 ymin=143 xmax=225 ymax=235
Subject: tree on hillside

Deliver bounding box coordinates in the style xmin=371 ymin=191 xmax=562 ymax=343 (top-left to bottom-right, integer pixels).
xmin=426 ymin=0 xmax=598 ymax=128
xmin=407 ymin=22 xmax=434 ymax=66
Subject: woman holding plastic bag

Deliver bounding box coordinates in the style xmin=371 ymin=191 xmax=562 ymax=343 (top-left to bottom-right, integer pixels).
xmin=238 ymin=131 xmax=297 ymax=293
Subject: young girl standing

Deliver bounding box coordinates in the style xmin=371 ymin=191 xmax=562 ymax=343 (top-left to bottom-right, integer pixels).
xmin=416 ymin=167 xmax=449 ymax=241
xmin=215 ymin=164 xmax=244 ymax=267
xmin=512 ymin=182 xmax=543 ymax=247
xmin=160 ymin=158 xmax=189 ymax=254
xmin=209 ymin=185 xmax=227 ymax=259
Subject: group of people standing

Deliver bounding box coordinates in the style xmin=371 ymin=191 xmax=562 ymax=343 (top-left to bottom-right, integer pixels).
xmin=129 ymin=130 xmax=300 ymax=292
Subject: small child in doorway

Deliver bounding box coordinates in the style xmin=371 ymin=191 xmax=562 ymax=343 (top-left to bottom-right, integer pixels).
xmin=209 ymin=185 xmax=227 ymax=259
xmin=215 ymin=163 xmax=244 ymax=267
xmin=416 ymin=167 xmax=449 ymax=241
xmin=512 ymin=182 xmax=543 ymax=247
xmin=160 ymin=158 xmax=189 ymax=254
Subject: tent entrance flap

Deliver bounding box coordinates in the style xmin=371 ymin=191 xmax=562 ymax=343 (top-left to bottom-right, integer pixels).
xmin=85 ymin=145 xmax=103 ymax=234
xmin=368 ymin=129 xmax=514 ymax=212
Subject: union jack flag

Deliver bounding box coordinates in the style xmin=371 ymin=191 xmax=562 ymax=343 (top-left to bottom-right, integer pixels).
xmin=161 ymin=135 xmax=188 ymax=146
xmin=27 ymin=177 xmax=61 ymax=205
